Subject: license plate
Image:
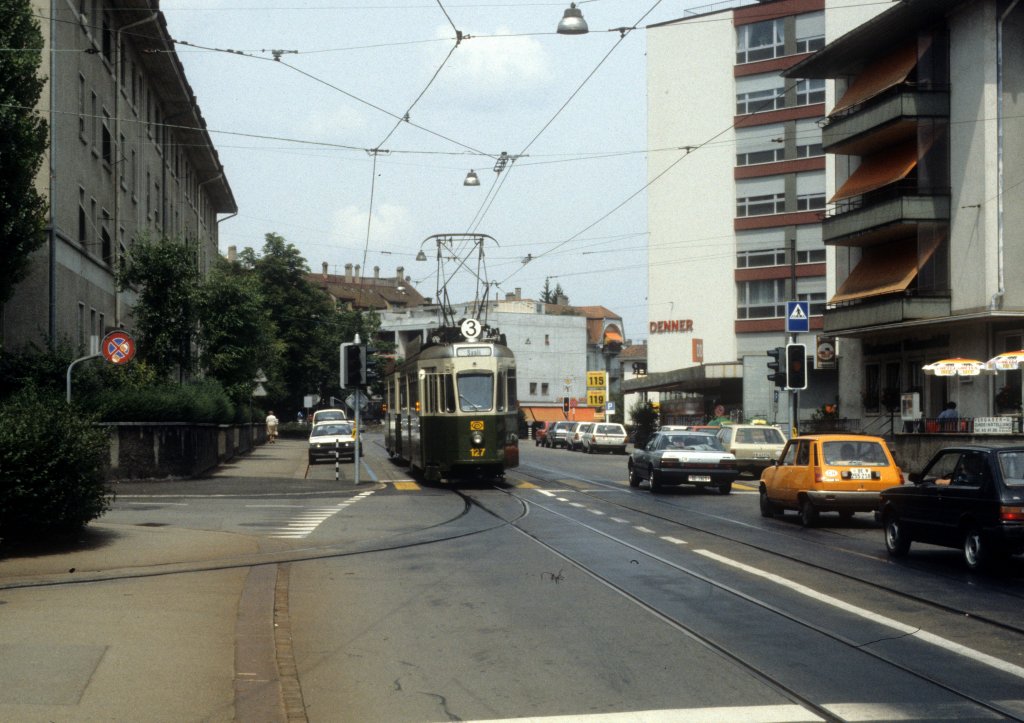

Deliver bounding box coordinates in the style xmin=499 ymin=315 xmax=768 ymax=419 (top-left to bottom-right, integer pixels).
xmin=850 ymin=468 xmax=871 ymax=480
xmin=690 ymin=475 xmax=711 ymax=482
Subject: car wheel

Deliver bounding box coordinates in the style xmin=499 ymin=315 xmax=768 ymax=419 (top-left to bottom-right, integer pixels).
xmin=759 ymin=487 xmax=776 ymax=518
xmin=718 ymin=481 xmax=732 ymax=495
xmin=628 ymin=464 xmax=640 ymax=488
xmin=649 ymin=468 xmax=662 ymax=492
xmin=963 ymin=526 xmax=990 ymax=571
xmin=799 ymin=498 xmax=818 ymax=527
xmin=884 ymin=514 xmax=911 ymax=557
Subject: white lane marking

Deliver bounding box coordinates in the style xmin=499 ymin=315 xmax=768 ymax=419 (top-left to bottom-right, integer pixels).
xmin=557 ymin=497 xmax=569 ymax=502
xmin=610 ymin=517 xmax=629 ymax=524
xmin=269 ymin=492 xmax=375 ymax=538
xmin=126 ymin=501 xmax=188 ymax=506
xmin=660 ymin=536 xmax=687 ymax=545
xmin=569 ymin=502 xmax=585 ymax=508
xmin=634 ymin=526 xmax=655 ymax=534
xmin=536 ymin=490 xmax=557 ymax=497
xmin=462 ymin=705 xmax=822 ymax=722
xmin=696 ymin=549 xmax=1024 ymax=681
xmin=588 ymin=509 xmax=605 ymax=516
xmin=246 ymin=504 xmax=305 ymax=508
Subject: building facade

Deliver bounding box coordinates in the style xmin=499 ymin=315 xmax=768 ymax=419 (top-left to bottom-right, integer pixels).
xmin=631 ymin=0 xmax=886 ymax=427
xmin=376 ymin=292 xmax=627 ymax=425
xmin=788 ymin=0 xmax=1024 ymax=426
xmin=3 ymin=2 xmax=235 ymax=353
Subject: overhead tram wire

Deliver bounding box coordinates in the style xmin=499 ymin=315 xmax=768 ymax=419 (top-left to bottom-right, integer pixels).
xmin=363 ymin=12 xmax=464 ymax=274
xmin=497 ymin=73 xmax=822 ymax=290
xmin=465 ymin=0 xmax=665 ymax=235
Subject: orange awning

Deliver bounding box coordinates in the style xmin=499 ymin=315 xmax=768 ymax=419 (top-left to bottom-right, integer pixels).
xmin=522 ymin=406 xmax=599 ymax=423
xmin=604 ymin=329 xmax=623 ymax=343
xmin=830 ymin=142 xmax=918 ymax=202
xmin=830 ymin=234 xmax=943 ymax=304
xmin=831 ymin=42 xmax=919 ymax=116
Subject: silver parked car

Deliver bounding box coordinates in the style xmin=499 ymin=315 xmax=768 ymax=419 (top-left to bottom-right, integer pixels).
xmin=583 ymin=423 xmax=629 ymax=454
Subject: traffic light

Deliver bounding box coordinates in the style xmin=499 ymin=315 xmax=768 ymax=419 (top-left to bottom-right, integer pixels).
xmin=562 ymin=396 xmax=570 ymax=415
xmin=767 ymin=347 xmax=786 ymax=388
xmin=786 ymin=343 xmax=807 ymax=390
xmin=340 ymin=342 xmax=366 ymax=389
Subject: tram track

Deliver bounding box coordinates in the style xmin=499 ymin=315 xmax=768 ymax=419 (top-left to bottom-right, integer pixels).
xmin=510 ymin=462 xmax=1024 ymax=637
xmin=459 ymin=482 xmax=1024 ymax=721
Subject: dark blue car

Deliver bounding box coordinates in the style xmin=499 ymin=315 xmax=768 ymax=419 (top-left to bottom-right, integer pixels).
xmin=880 ymin=445 xmax=1024 ymax=570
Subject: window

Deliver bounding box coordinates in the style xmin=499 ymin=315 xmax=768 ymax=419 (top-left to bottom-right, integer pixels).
xmin=796 ymin=170 xmax=825 ymax=211
xmin=736 ymin=18 xmax=784 ymax=64
xmin=544 ymin=334 xmax=550 ymax=346
xmin=796 ymin=79 xmax=826 ymax=106
xmin=542 ymin=382 xmax=549 ymax=396
xmin=737 ymin=279 xmax=787 ymax=319
xmin=101 ymin=226 xmax=112 ymax=265
xmin=90 ymin=198 xmax=97 ymax=252
xmin=737 ymin=193 xmax=785 ymax=217
xmin=101 ymin=112 xmax=112 ymax=166
xmin=737 ymin=248 xmax=787 ymax=268
xmin=736 ymin=124 xmax=785 ymax=166
xmin=457 ymin=372 xmax=493 ymax=412
xmin=795 ymin=119 xmax=823 ymax=158
xmin=78 ymin=303 xmax=86 ymax=354
xmin=864 ymin=363 xmax=881 ymax=413
xmin=795 ymin=11 xmax=825 ymax=54
xmin=529 ymin=382 xmax=538 ymax=395
xmin=797 ymin=193 xmax=825 ymax=211
xmin=737 ymin=87 xmax=785 ymax=115
xmin=90 ymin=91 xmax=98 ymax=149
xmin=506 ymin=369 xmax=518 ymax=410
xmin=78 ymin=75 xmax=86 ymax=138
xmin=78 ymin=187 xmax=87 ymax=244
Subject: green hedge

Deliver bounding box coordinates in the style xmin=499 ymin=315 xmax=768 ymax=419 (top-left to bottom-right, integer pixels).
xmin=0 ymin=387 xmax=113 ymax=544
xmin=93 ymin=379 xmax=238 ymax=424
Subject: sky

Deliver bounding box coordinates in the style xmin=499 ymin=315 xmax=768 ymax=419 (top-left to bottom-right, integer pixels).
xmin=159 ymin=0 xmax=722 ymax=343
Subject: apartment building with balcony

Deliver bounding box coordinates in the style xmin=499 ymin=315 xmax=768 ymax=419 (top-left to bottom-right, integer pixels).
xmin=786 ymin=0 xmax=1024 ymax=421
xmin=634 ymin=0 xmax=879 ymax=425
xmin=2 ymin=2 xmax=236 ymax=354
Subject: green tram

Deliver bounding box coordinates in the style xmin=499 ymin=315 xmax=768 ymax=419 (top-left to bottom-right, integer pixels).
xmin=384 ymin=325 xmax=519 ymax=482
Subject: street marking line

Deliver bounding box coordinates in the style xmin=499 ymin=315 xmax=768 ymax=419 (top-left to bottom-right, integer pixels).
xmin=696 ymin=549 xmax=1024 ymax=680
xmin=660 ymin=536 xmax=687 ymax=545
xmin=393 ymin=481 xmax=420 ymax=490
xmin=588 ymin=509 xmax=605 ymax=516
xmin=610 ymin=517 xmax=629 ymax=524
xmin=634 ymin=526 xmax=655 ymax=534
xmin=516 ymin=482 xmax=539 ymax=489
xmin=461 ymin=705 xmax=822 ymax=722
xmin=535 ymin=490 xmax=557 ymax=497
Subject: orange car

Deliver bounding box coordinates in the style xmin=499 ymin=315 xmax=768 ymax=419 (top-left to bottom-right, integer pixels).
xmin=759 ymin=434 xmax=903 ymax=527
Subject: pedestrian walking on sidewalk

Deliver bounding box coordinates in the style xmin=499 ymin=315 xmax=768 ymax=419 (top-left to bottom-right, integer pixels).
xmin=266 ymin=411 xmax=279 ymax=443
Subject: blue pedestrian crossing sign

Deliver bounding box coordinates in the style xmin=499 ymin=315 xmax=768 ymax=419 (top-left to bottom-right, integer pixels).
xmin=786 ymin=301 xmax=810 ymax=333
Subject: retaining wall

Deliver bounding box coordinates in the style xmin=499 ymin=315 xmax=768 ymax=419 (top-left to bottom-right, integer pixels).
xmin=103 ymin=422 xmax=265 ymax=480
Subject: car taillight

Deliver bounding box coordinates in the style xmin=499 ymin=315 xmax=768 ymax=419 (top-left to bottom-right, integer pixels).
xmin=814 ymin=468 xmax=827 ymax=484
xmin=661 ymin=458 xmax=679 ymax=468
xmin=1000 ymin=506 xmax=1024 ymax=522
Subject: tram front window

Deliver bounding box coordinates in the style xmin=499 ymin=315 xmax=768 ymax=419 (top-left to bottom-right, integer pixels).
xmin=458 ymin=372 xmax=493 ymax=411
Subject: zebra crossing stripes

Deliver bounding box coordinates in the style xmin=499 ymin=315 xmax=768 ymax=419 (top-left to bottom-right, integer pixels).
xmin=269 ymin=490 xmax=375 ymax=538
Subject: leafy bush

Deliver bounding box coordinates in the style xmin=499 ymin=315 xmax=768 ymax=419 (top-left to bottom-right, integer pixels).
xmin=95 ymin=379 xmax=236 ymax=423
xmin=630 ymin=400 xmax=660 ymax=450
xmin=0 ymin=387 xmax=113 ymax=543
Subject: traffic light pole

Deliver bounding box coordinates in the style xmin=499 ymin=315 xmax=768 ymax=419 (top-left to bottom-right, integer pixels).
xmin=791 ymin=333 xmax=799 ymax=439
xmin=353 ymin=333 xmax=361 ymax=486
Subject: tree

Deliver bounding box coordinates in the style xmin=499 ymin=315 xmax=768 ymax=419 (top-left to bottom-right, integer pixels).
xmin=539 ymin=279 xmax=565 ymax=304
xmin=0 ymin=0 xmax=49 ymax=305
xmin=239 ymin=234 xmax=348 ymax=411
xmin=629 ymin=399 xmax=659 ymax=450
xmin=117 ymin=237 xmax=202 ymax=380
xmin=198 ymin=257 xmax=283 ymax=404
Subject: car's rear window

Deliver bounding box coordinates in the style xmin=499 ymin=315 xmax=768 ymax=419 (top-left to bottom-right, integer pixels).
xmin=596 ymin=425 xmax=623 ymax=434
xmin=662 ymin=434 xmax=724 ymax=451
xmin=314 ymin=411 xmax=346 ymax=422
xmin=736 ymin=427 xmax=785 ymax=444
xmin=822 ymin=441 xmax=889 ymax=466
xmin=998 ymin=451 xmax=1024 ymax=486
xmin=311 ymin=424 xmax=353 ymax=437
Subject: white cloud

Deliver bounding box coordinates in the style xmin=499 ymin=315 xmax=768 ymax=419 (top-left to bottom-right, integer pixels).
xmin=434 ymin=27 xmax=553 ymax=104
xmin=333 ymin=202 xmax=411 ymax=247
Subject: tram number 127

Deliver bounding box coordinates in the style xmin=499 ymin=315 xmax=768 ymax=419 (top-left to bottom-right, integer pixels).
xmin=470 ymin=448 xmax=486 ymax=457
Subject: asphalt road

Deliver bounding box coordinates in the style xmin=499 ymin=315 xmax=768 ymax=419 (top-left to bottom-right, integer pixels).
xmin=2 ymin=434 xmax=1024 ymax=722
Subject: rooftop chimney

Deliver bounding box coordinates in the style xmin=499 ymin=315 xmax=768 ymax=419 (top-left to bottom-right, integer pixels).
xmin=227 ymin=245 xmax=237 ymax=262
xmin=322 ymin=261 xmax=328 ymax=278
xmin=354 ymin=264 xmax=361 ymax=283
xmin=374 ymin=265 xmax=380 ymax=279
xmin=344 ymin=263 xmax=353 ymax=282
xmin=515 ymin=287 xmax=521 ymax=300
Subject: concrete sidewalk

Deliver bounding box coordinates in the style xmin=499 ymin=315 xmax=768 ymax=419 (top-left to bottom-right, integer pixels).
xmin=0 ymin=440 xmax=302 ymax=722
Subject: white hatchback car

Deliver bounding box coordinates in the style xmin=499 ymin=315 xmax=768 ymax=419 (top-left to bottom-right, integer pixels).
xmin=583 ymin=423 xmax=629 ymax=454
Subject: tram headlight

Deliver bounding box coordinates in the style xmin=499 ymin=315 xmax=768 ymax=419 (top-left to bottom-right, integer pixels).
xmin=471 ymin=430 xmax=484 ymax=446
